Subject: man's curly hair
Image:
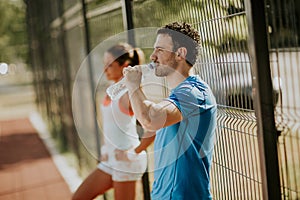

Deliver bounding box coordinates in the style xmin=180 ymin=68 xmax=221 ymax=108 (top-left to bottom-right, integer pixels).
xmin=157 ymin=22 xmax=201 ymax=66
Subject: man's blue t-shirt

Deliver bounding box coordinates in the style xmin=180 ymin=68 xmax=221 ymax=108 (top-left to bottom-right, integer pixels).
xmin=151 ymin=75 xmax=217 ymax=200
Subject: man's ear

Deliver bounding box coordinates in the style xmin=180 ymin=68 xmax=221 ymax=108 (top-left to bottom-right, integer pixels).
xmin=176 ymin=47 xmax=187 ymax=60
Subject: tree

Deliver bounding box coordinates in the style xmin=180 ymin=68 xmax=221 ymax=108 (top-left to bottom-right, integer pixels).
xmin=0 ymin=0 xmax=28 ymax=64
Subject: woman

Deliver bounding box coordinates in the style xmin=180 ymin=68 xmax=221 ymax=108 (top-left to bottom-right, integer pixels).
xmin=72 ymin=43 xmax=155 ymax=200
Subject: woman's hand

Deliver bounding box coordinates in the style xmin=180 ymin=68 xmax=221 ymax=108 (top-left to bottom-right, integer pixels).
xmin=115 ymin=148 xmax=142 ymax=161
xmin=114 ymin=149 xmax=131 ymax=161
xmin=100 ymin=154 xmax=108 ymax=162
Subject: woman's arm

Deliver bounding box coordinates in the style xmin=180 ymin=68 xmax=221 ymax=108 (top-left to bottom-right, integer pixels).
xmin=134 ymin=130 xmax=156 ymax=154
xmin=114 ymin=131 xmax=155 ymax=161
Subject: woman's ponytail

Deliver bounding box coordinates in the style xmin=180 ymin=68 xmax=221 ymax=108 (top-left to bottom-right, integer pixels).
xmin=131 ymin=48 xmax=145 ymax=66
xmin=106 ymin=43 xmax=145 ymax=66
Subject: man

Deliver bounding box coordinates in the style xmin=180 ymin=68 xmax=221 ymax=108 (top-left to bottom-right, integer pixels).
xmin=123 ymin=22 xmax=217 ymax=199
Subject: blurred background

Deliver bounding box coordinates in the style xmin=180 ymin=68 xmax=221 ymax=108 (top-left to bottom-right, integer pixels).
xmin=0 ymin=0 xmax=299 ymax=199
xmin=0 ymin=0 xmax=34 ymax=121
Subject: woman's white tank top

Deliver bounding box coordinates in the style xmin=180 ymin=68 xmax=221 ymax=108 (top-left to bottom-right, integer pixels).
xmin=101 ymin=98 xmax=140 ymax=150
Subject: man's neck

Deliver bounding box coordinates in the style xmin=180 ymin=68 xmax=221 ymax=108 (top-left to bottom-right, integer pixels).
xmin=166 ymin=65 xmax=191 ymax=89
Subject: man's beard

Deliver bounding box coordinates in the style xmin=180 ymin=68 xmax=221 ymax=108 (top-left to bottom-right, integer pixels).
xmin=155 ymin=55 xmax=178 ymax=77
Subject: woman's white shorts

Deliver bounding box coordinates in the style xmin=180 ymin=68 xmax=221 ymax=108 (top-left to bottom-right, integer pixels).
xmin=97 ymin=146 xmax=147 ymax=182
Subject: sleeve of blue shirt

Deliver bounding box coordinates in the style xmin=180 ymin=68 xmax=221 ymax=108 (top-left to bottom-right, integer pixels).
xmin=168 ymin=82 xmax=208 ymax=119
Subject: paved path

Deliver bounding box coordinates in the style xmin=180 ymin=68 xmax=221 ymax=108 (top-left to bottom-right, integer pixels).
xmin=0 ymin=117 xmax=72 ymax=200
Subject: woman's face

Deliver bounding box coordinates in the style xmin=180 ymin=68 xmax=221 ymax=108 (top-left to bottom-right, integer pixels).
xmin=103 ymin=52 xmax=125 ymax=82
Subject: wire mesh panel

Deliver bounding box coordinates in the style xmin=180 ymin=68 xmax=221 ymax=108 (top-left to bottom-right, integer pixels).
xmin=267 ymin=0 xmax=300 ymax=198
xmin=133 ymin=0 xmax=263 ymax=199
xmin=146 ymin=0 xmax=260 ymax=198
xmin=192 ymin=1 xmax=262 ymax=199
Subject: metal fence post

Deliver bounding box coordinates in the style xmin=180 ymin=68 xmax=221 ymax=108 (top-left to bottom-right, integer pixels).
xmin=121 ymin=0 xmax=135 ymax=47
xmin=80 ymin=0 xmax=102 ymax=165
xmin=245 ymin=0 xmax=281 ymax=199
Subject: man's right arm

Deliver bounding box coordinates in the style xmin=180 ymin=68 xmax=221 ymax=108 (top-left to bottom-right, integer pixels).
xmin=128 ymin=86 xmax=182 ymax=131
xmin=124 ymin=66 xmax=183 ymax=131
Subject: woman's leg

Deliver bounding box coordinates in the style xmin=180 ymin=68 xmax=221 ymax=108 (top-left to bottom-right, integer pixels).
xmin=113 ymin=180 xmax=136 ymax=200
xmin=72 ymin=168 xmax=113 ymax=200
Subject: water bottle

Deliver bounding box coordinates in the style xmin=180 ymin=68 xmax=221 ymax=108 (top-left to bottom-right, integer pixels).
xmin=106 ymin=62 xmax=155 ymax=100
